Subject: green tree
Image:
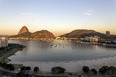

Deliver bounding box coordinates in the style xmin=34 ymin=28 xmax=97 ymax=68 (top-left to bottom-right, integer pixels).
xmin=9 ymin=64 xmax=15 ymax=71
xmin=6 ymin=64 xmax=15 ymax=71
xmin=24 ymin=73 xmax=29 ymax=77
xmin=82 ymin=66 xmax=90 ymax=74
xmin=91 ymin=69 xmax=97 ymax=74
xmin=34 ymin=67 xmax=39 ymax=73
xmin=1 ymin=63 xmax=7 ymax=69
xmin=20 ymin=66 xmax=26 ymax=72
xmin=51 ymin=66 xmax=66 ymax=74
xmin=26 ymin=66 xmax=31 ymax=72
xmin=99 ymin=66 xmax=109 ymax=74
xmin=16 ymin=72 xmax=25 ymax=77
xmin=108 ymin=66 xmax=116 ymax=74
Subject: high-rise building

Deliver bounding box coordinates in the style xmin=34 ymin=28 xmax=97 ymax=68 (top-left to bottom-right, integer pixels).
xmin=106 ymin=31 xmax=110 ymax=36
xmin=0 ymin=37 xmax=8 ymax=48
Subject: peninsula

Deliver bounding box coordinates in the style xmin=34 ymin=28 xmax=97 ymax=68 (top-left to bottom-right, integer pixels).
xmin=9 ymin=26 xmax=55 ymax=41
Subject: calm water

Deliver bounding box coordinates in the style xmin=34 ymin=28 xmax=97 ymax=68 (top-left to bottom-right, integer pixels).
xmin=8 ymin=40 xmax=116 ymax=62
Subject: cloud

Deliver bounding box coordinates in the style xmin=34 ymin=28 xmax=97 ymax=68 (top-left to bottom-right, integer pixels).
xmin=21 ymin=13 xmax=32 ymax=15
xmin=84 ymin=12 xmax=92 ymax=16
xmin=20 ymin=13 xmax=37 ymax=23
xmin=25 ymin=16 xmax=36 ymax=21
xmin=84 ymin=11 xmax=93 ymax=16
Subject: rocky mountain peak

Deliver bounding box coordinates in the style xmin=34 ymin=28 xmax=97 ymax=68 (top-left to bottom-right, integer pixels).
xmin=18 ymin=26 xmax=29 ymax=35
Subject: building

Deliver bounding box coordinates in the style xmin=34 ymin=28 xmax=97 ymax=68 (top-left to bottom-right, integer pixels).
xmin=0 ymin=37 xmax=8 ymax=48
xmin=106 ymin=31 xmax=110 ymax=36
xmin=81 ymin=36 xmax=100 ymax=42
xmin=56 ymin=37 xmax=68 ymax=40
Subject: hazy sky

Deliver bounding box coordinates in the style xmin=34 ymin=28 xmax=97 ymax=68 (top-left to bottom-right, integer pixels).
xmin=0 ymin=0 xmax=116 ymax=36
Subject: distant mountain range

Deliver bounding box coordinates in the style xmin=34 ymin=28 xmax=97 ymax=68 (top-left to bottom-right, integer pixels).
xmin=60 ymin=29 xmax=106 ymax=38
xmin=9 ymin=26 xmax=115 ymax=39
xmin=10 ymin=26 xmax=55 ymax=39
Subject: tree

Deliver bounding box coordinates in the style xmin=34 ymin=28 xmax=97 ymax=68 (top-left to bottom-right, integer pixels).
xmin=9 ymin=64 xmax=15 ymax=71
xmin=108 ymin=66 xmax=116 ymax=74
xmin=99 ymin=66 xmax=109 ymax=74
xmin=5 ymin=64 xmax=15 ymax=71
xmin=91 ymin=69 xmax=97 ymax=74
xmin=82 ymin=66 xmax=90 ymax=74
xmin=51 ymin=66 xmax=66 ymax=74
xmin=20 ymin=66 xmax=26 ymax=72
xmin=16 ymin=72 xmax=25 ymax=77
xmin=1 ymin=63 xmax=7 ymax=69
xmin=25 ymin=66 xmax=31 ymax=72
xmin=34 ymin=67 xmax=39 ymax=73
xmin=0 ymin=63 xmax=15 ymax=71
xmin=24 ymin=73 xmax=29 ymax=77
xmin=10 ymin=65 xmax=15 ymax=71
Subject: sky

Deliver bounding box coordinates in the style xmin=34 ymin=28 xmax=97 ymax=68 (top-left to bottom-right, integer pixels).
xmin=0 ymin=0 xmax=116 ymax=36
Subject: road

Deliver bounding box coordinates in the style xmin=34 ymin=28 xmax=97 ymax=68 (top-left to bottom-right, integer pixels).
xmin=0 ymin=48 xmax=18 ymax=58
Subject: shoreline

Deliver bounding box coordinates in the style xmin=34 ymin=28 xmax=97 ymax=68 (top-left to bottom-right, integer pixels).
xmin=6 ymin=40 xmax=116 ymax=74
xmin=0 ymin=44 xmax=25 ymax=63
xmin=9 ymin=55 xmax=116 ymax=73
xmin=8 ymin=39 xmax=116 ymax=48
xmin=8 ymin=53 xmax=116 ymax=63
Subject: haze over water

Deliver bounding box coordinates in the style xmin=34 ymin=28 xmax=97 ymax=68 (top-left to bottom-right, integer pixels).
xmin=8 ymin=40 xmax=116 ymax=62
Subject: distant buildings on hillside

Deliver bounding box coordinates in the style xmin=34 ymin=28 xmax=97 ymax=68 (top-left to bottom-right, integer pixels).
xmin=0 ymin=37 xmax=8 ymax=48
xmin=80 ymin=36 xmax=100 ymax=42
xmin=106 ymin=31 xmax=110 ymax=36
xmin=9 ymin=37 xmax=54 ymax=41
xmin=56 ymin=37 xmax=78 ymax=41
xmin=56 ymin=37 xmax=68 ymax=40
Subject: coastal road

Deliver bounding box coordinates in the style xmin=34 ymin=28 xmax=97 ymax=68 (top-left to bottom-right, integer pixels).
xmin=0 ymin=48 xmax=19 ymax=59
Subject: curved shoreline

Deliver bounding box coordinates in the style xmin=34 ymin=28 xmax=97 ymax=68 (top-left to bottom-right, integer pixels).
xmin=8 ymin=54 xmax=116 ymax=63
xmin=0 ymin=44 xmax=25 ymax=63
xmin=9 ymin=55 xmax=116 ymax=73
xmin=7 ymin=40 xmax=116 ymax=74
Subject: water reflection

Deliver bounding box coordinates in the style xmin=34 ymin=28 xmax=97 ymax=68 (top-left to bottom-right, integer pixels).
xmin=8 ymin=40 xmax=116 ymax=62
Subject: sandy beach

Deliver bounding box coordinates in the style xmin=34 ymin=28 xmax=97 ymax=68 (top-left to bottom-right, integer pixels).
xmin=9 ymin=56 xmax=116 ymax=74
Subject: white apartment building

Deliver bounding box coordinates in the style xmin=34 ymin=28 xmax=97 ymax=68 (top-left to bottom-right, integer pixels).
xmin=84 ymin=36 xmax=100 ymax=42
xmin=0 ymin=37 xmax=8 ymax=48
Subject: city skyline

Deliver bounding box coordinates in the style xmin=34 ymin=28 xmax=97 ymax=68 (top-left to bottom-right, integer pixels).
xmin=0 ymin=0 xmax=116 ymax=36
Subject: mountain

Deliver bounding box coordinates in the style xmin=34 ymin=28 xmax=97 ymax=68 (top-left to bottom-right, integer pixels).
xmin=18 ymin=26 xmax=29 ymax=35
xmin=12 ymin=32 xmax=32 ymax=38
xmin=10 ymin=26 xmax=55 ymax=39
xmin=31 ymin=30 xmax=55 ymax=38
xmin=60 ymin=29 xmax=105 ymax=38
